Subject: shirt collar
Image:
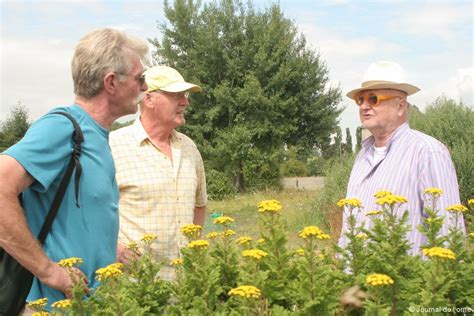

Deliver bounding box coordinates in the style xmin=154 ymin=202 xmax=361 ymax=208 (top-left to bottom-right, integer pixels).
xmin=361 ymin=122 xmax=410 ymax=155
xmin=130 ymin=118 xmax=182 ymax=146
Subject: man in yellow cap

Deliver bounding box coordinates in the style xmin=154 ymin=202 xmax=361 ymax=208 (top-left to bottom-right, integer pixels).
xmin=110 ymin=65 xmax=207 ymax=280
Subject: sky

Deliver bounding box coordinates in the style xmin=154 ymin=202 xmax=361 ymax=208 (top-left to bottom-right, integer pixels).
xmin=1 ymin=0 xmax=473 ymax=138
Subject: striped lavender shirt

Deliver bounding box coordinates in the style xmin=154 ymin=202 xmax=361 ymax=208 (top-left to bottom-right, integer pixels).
xmin=338 ymin=123 xmax=465 ymax=255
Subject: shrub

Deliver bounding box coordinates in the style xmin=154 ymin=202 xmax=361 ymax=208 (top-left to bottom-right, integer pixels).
xmin=207 ymin=169 xmax=236 ymax=200
xmin=280 ymin=158 xmax=308 ymax=177
xmin=409 ymin=97 xmax=474 ymax=204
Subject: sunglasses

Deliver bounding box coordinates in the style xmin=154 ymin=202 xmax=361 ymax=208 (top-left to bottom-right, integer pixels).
xmin=355 ymin=93 xmax=400 ymax=107
xmin=153 ymin=90 xmax=190 ymax=99
xmin=116 ymin=72 xmax=146 ymax=85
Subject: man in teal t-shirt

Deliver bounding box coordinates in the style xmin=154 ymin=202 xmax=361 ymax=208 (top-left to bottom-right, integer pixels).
xmin=0 ymin=28 xmax=148 ymax=309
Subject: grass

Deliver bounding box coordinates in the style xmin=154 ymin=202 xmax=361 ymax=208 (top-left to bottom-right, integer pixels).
xmin=204 ymin=188 xmax=338 ymax=246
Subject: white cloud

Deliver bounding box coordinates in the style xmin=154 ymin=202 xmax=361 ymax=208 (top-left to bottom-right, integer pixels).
xmin=388 ymin=3 xmax=472 ymax=41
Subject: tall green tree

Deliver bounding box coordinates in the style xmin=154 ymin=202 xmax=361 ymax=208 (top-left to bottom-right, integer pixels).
xmin=344 ymin=127 xmax=353 ymax=154
xmin=0 ymin=103 xmax=31 ymax=152
xmin=155 ymin=0 xmax=342 ymax=191
xmin=355 ymin=126 xmax=362 ymax=152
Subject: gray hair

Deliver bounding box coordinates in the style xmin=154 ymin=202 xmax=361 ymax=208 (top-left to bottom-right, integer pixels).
xmin=71 ymin=28 xmax=149 ymax=99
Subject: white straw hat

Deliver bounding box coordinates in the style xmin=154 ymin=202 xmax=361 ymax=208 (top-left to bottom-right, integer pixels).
xmin=346 ymin=61 xmax=420 ymax=99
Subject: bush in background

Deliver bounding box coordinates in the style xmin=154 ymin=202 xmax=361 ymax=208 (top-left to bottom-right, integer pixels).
xmin=206 ymin=169 xmax=236 ymax=201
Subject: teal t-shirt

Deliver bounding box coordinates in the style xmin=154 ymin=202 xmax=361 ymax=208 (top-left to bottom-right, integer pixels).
xmin=3 ymin=105 xmax=119 ymax=306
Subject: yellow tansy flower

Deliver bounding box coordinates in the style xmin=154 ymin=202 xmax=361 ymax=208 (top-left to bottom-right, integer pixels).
xmin=222 ymin=229 xmax=236 ymax=237
xmin=242 ymin=249 xmax=268 ymax=260
xmin=366 ymin=273 xmax=394 ymax=286
xmin=180 ymin=224 xmax=202 ymax=237
xmin=32 ymin=312 xmax=50 ymax=316
xmin=468 ymin=232 xmax=474 ymax=238
xmin=213 ymin=216 xmax=235 ymax=225
xmin=446 ymin=204 xmax=468 ymax=213
xmin=236 ymin=236 xmax=253 ymax=245
xmin=95 ymin=262 xmax=124 ymax=281
xmin=468 ymin=198 xmax=474 ymax=206
xmin=257 ymin=199 xmax=282 ymax=213
xmin=337 ymin=198 xmax=362 ymax=208
xmin=127 ymin=242 xmax=138 ymax=252
xmin=170 ymin=258 xmax=184 ymax=266
xmin=141 ymin=234 xmax=157 ymax=244
xmin=376 ymin=194 xmax=408 ymax=206
xmin=188 ymin=239 xmax=209 ymax=249
xmin=356 ymin=233 xmax=368 ymax=239
xmin=51 ymin=299 xmax=72 ymax=309
xmin=295 ymin=248 xmax=305 ymax=256
xmin=422 ymin=247 xmax=456 ymax=260
xmin=57 ymin=257 xmax=83 ymax=268
xmin=257 ymin=238 xmax=266 ymax=244
xmin=298 ymin=226 xmax=323 ymax=239
xmin=366 ymin=210 xmax=382 ymax=216
xmin=28 ymin=298 xmax=48 ymax=310
xmin=374 ymin=190 xmax=392 ymax=198
xmin=206 ymin=231 xmax=219 ymax=239
xmin=424 ymin=187 xmax=443 ymax=197
xmin=228 ymin=285 xmax=261 ymax=298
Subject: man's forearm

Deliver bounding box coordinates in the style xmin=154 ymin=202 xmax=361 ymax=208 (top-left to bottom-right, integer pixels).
xmin=0 ymin=190 xmax=53 ymax=279
xmin=193 ymin=206 xmax=206 ymax=226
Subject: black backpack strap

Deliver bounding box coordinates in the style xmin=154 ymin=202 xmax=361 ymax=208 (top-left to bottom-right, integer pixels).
xmin=37 ymin=111 xmax=83 ymax=244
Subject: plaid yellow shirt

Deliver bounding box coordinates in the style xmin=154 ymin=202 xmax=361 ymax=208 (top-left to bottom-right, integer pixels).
xmin=110 ymin=119 xmax=207 ymax=280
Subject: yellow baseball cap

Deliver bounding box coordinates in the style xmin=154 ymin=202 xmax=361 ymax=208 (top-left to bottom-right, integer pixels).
xmin=144 ymin=66 xmax=201 ymax=93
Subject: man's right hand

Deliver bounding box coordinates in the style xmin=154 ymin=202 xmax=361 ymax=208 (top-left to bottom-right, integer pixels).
xmin=37 ymin=262 xmax=89 ymax=298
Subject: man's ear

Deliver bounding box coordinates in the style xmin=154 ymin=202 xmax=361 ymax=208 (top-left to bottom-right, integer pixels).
xmin=103 ymin=72 xmax=118 ymax=95
xmin=143 ymin=93 xmax=154 ymax=109
xmin=398 ymin=98 xmax=408 ymax=116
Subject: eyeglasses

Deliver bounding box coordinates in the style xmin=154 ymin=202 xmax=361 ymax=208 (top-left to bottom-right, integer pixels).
xmin=152 ymin=90 xmax=190 ymax=100
xmin=116 ymin=72 xmax=146 ymax=85
xmin=355 ymin=93 xmax=400 ymax=107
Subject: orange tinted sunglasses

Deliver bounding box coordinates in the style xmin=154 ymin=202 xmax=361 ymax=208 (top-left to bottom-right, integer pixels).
xmin=355 ymin=93 xmax=400 ymax=107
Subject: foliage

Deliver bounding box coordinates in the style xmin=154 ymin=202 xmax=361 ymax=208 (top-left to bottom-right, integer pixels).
xmin=42 ymin=192 xmax=474 ymax=315
xmin=154 ymin=0 xmax=342 ymax=192
xmin=0 ymin=103 xmax=31 ymax=152
xmin=207 ymin=168 xmax=236 ymax=200
xmin=409 ymin=96 xmax=474 ymax=206
xmin=355 ymin=126 xmax=362 ymax=152
xmin=110 ymin=119 xmax=133 ymax=131
xmin=280 ymin=159 xmax=308 ymax=177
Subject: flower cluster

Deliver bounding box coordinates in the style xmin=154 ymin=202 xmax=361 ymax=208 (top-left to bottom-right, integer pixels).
xmin=228 ymin=285 xmax=261 ymax=298
xmin=422 ymin=247 xmax=456 ymax=260
xmin=446 ymin=204 xmax=468 ymax=213
xmin=468 ymin=232 xmax=474 ymax=238
xmin=356 ymin=233 xmax=368 ymax=240
xmin=180 ymin=224 xmax=202 ymax=237
xmin=424 ymin=187 xmax=443 ymax=197
xmin=295 ymin=248 xmax=305 ymax=256
xmin=468 ymin=199 xmax=474 ymax=206
xmin=141 ymin=234 xmax=157 ymax=245
xmin=257 ymin=199 xmax=282 ymax=213
xmin=188 ymin=239 xmax=209 ymax=249
xmin=28 ymin=298 xmax=48 ymax=309
xmin=32 ymin=312 xmax=49 ymax=316
xmin=366 ymin=210 xmax=382 ymax=216
xmin=242 ymin=249 xmax=268 ymax=260
xmin=57 ymin=257 xmax=83 ymax=268
xmin=170 ymin=258 xmax=184 ymax=266
xmin=375 ymin=194 xmax=408 ymax=207
xmin=96 ymin=263 xmax=124 ymax=281
xmin=51 ymin=299 xmax=72 ymax=309
xmin=366 ymin=274 xmax=394 ymax=286
xmin=298 ymin=226 xmax=330 ymax=240
xmin=337 ymin=198 xmax=362 ymax=208
xmin=236 ymin=236 xmax=253 ymax=245
xmin=222 ymin=229 xmax=236 ymax=237
xmin=206 ymin=231 xmax=219 ymax=239
xmin=127 ymin=242 xmax=138 ymax=252
xmin=213 ymin=216 xmax=235 ymax=225
xmin=374 ymin=190 xmax=392 ymax=198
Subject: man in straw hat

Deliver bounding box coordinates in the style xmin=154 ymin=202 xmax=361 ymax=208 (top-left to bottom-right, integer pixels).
xmin=338 ymin=61 xmax=464 ymax=255
xmin=110 ymin=66 xmax=207 ymax=280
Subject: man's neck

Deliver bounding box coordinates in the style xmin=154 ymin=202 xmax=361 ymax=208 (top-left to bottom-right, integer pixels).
xmin=372 ymin=122 xmax=404 ymax=147
xmin=74 ymin=96 xmax=117 ymax=129
xmin=140 ymin=116 xmax=173 ymax=144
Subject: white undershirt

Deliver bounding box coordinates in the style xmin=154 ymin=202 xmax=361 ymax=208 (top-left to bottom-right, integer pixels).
xmin=372 ymin=145 xmax=387 ymax=165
